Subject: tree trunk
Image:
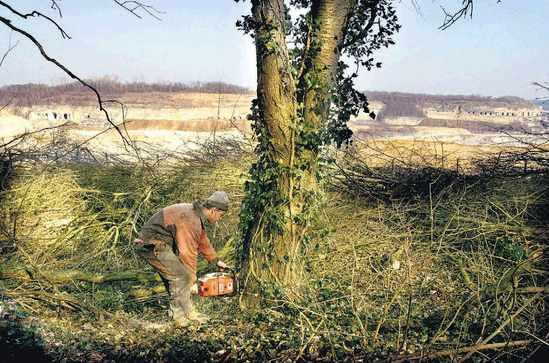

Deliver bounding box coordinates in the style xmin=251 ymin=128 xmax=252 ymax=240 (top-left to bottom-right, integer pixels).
xmin=298 ymin=0 xmax=355 ymax=223
xmin=239 ymin=0 xmax=354 ymax=305
xmin=240 ymin=0 xmax=301 ymax=305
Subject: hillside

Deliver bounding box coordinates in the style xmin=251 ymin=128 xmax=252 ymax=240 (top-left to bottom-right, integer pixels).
xmin=0 ymin=80 xmax=251 ymax=107
xmin=0 ymin=81 xmax=545 ymax=148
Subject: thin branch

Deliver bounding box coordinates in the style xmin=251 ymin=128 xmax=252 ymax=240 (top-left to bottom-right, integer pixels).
xmin=459 ymin=293 xmax=541 ymax=362
xmin=0 ymin=98 xmax=11 ymax=112
xmin=0 ymin=15 xmax=132 ymax=149
xmin=50 ymin=0 xmax=63 ymax=18
xmin=533 ymin=81 xmax=549 ymax=93
xmin=391 ymin=340 xmax=531 ymax=362
xmin=0 ymin=36 xmax=18 ymax=67
xmin=439 ymin=0 xmax=503 ymax=30
xmin=0 ymin=1 xmax=71 ymax=39
xmin=0 ymin=121 xmax=72 ymax=149
xmin=439 ymin=0 xmax=473 ymax=31
xmin=112 ymin=0 xmax=163 ymax=20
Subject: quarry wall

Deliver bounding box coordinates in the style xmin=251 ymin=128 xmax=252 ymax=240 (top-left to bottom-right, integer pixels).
xmin=424 ymin=105 xmax=543 ymax=125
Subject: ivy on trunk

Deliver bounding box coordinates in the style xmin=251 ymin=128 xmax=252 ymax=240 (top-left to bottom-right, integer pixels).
xmin=236 ymin=0 xmax=400 ymax=305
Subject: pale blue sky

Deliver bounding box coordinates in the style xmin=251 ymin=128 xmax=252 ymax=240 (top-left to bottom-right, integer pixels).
xmin=0 ymin=1 xmax=547 ymax=99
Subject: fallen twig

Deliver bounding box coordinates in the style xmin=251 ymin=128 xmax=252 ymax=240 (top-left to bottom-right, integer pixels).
xmin=390 ymin=340 xmax=532 ymax=362
xmin=0 ymin=268 xmax=160 ymax=284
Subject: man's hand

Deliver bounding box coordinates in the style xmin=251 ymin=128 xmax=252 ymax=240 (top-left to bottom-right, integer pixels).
xmin=216 ymin=260 xmax=230 ymax=270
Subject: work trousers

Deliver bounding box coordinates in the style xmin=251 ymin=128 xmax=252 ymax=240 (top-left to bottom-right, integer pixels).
xmin=136 ymin=239 xmax=195 ymax=320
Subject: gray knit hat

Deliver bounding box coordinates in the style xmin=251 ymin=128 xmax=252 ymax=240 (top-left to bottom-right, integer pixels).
xmin=204 ymin=191 xmax=229 ymax=211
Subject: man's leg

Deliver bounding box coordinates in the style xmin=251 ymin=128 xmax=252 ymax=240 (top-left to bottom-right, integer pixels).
xmin=136 ymin=240 xmax=195 ymax=323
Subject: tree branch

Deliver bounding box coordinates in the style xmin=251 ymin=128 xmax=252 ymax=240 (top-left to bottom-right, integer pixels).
xmin=533 ymin=81 xmax=549 ymax=93
xmin=0 ymin=121 xmax=72 ymax=150
xmin=342 ymin=0 xmax=378 ymax=48
xmin=439 ymin=0 xmax=473 ymax=30
xmin=0 ymin=34 xmax=18 ymax=68
xmin=112 ymin=0 xmax=163 ymax=20
xmin=50 ymin=0 xmax=63 ymax=18
xmin=439 ymin=1 xmax=503 ymax=30
xmin=0 ymin=15 xmax=132 ymax=149
xmin=391 ymin=340 xmax=531 ymax=362
xmin=0 ymin=1 xmax=71 ymax=39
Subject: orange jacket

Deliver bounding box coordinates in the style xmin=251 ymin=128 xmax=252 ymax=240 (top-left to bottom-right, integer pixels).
xmin=139 ymin=201 xmax=218 ymax=274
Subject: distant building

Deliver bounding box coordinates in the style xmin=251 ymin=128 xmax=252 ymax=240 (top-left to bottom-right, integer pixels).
xmin=424 ymin=104 xmax=543 ymax=125
xmin=27 ymin=109 xmax=109 ymax=127
xmin=29 ymin=110 xmax=73 ymax=122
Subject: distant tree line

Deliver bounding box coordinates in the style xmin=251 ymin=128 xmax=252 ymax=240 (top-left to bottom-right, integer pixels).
xmin=366 ymin=91 xmax=532 ymax=121
xmin=1 ymin=81 xmax=533 ymax=114
xmin=0 ymin=78 xmax=251 ymax=107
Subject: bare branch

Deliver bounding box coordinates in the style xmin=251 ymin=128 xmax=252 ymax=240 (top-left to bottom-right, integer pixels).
xmin=439 ymin=0 xmax=474 ymax=31
xmin=0 ymin=121 xmax=72 ymax=150
xmin=439 ymin=1 xmax=503 ymax=30
xmin=50 ymin=0 xmax=63 ymax=18
xmin=0 ymin=15 xmax=132 ymax=149
xmin=0 ymin=34 xmax=18 ymax=68
xmin=0 ymin=1 xmax=71 ymax=39
xmin=392 ymin=340 xmax=531 ymax=362
xmin=533 ymin=82 xmax=549 ymax=93
xmin=0 ymin=99 xmax=11 ymax=113
xmin=112 ymin=0 xmax=163 ymax=20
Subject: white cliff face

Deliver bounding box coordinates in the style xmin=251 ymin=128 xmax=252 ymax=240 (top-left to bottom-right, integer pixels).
xmin=381 ymin=117 xmax=423 ymax=126
xmin=14 ymin=92 xmax=254 ymax=128
xmin=1 ymin=92 xmax=546 ymax=149
xmin=423 ymin=106 xmax=543 ymax=125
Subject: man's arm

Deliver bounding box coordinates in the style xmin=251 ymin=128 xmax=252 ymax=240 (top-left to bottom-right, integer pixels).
xmin=197 ymin=230 xmax=218 ymax=264
xmin=197 ymin=231 xmax=230 ymax=269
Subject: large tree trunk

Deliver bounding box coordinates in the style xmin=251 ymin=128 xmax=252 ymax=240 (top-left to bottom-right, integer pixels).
xmin=240 ymin=0 xmax=301 ymax=304
xmin=240 ymin=0 xmax=355 ymax=305
xmin=300 ymin=0 xmax=354 ymax=185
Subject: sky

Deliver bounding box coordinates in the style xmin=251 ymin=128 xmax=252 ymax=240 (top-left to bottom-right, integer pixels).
xmin=0 ymin=1 xmax=547 ymax=99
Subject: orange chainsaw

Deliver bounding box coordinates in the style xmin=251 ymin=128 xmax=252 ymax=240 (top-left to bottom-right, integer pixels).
xmin=191 ymin=267 xmax=238 ymax=297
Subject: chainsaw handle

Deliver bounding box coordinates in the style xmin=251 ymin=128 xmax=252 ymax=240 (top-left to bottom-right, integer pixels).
xmin=216 ymin=261 xmax=234 ymax=273
xmin=217 ymin=266 xmax=235 ymax=276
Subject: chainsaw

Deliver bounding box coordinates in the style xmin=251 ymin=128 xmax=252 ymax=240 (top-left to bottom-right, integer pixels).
xmin=191 ymin=266 xmax=238 ymax=297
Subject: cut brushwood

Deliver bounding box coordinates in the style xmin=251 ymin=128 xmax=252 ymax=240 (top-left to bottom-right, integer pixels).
xmin=390 ymin=340 xmax=532 ymax=362
xmin=0 ymin=268 xmax=160 ymax=284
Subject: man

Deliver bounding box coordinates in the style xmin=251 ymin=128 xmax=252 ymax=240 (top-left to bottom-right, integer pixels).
xmin=134 ymin=191 xmax=230 ymax=326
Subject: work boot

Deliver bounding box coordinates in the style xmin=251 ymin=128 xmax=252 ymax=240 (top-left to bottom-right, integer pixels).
xmin=187 ymin=310 xmax=209 ymax=324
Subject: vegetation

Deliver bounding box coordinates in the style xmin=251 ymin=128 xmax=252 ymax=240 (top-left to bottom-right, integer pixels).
xmin=0 ymin=1 xmax=546 ymax=361
xmin=366 ymin=91 xmax=534 ymax=122
xmin=0 ymin=79 xmax=251 ymax=107
xmin=0 ymin=136 xmax=546 ymax=361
